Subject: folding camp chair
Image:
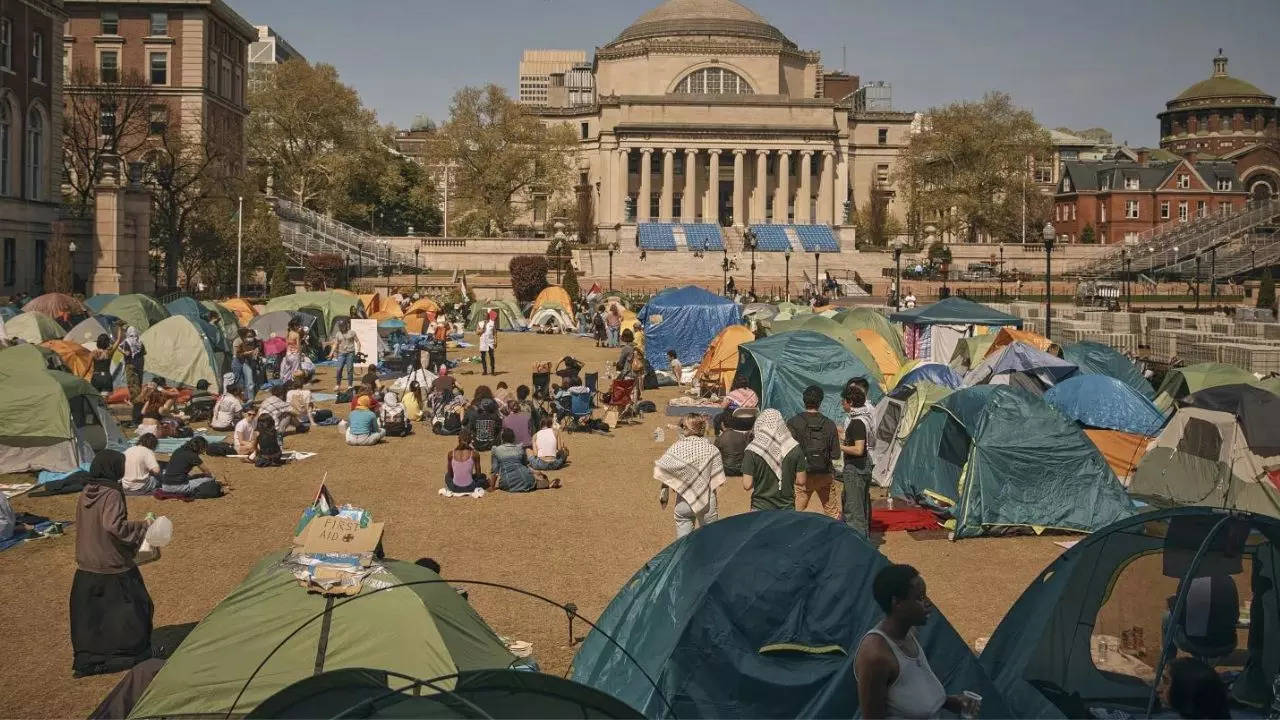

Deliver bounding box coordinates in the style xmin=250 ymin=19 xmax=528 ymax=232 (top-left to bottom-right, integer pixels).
xmin=602 ymin=378 xmax=639 ymax=426
xmin=532 ymin=371 xmax=554 ymax=417
xmin=555 ymin=388 xmax=594 ymax=432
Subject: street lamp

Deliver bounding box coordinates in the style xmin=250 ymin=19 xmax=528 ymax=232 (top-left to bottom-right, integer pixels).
xmin=1042 ymin=222 xmax=1055 ymax=339
xmin=552 ymin=221 xmax=567 ymax=285
xmin=998 ymin=243 xmax=1005 ymax=299
xmin=67 ymin=241 xmax=77 ymax=292
xmin=784 ymin=249 xmax=792 ymax=301
xmin=721 ymin=247 xmax=729 ymax=297
xmin=1121 ymin=247 xmax=1131 ymax=311
xmin=357 ymin=242 xmax=364 ymax=278
xmin=744 ymin=228 xmax=758 ymax=295
xmin=608 ymin=242 xmax=617 ymax=292
xmin=414 ymin=247 xmax=421 ymax=292
xmin=1210 ymin=247 xmax=1217 ymax=299
xmin=891 ymin=238 xmax=904 ymax=309
xmin=1194 ymin=252 xmax=1202 ymax=310
xmin=814 ymin=253 xmax=821 ymax=299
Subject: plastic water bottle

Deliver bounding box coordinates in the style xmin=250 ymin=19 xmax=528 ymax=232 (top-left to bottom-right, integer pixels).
xmin=653 ymin=427 xmax=665 ymax=443
xmin=145 ymin=516 xmax=173 ymax=548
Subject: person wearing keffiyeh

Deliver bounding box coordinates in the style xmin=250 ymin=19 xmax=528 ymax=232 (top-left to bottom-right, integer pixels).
xmin=742 ymin=408 xmax=807 ymax=511
xmin=655 ymin=415 xmax=725 ymax=539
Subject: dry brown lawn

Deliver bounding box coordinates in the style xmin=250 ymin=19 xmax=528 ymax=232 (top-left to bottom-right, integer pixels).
xmin=0 ymin=330 xmax=1065 ymax=717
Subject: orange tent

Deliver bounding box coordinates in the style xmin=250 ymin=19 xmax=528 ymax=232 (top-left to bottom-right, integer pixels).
xmin=218 ymin=298 xmax=259 ymax=327
xmin=358 ymin=293 xmax=382 ymax=315
xmin=42 ymin=339 xmax=94 ymax=379
xmin=696 ymin=325 xmax=755 ymax=392
xmin=983 ymin=327 xmax=1056 ymax=359
xmin=403 ymin=298 xmax=441 ymax=335
xmin=1084 ymin=429 xmax=1151 ymax=486
xmin=405 ymin=298 xmax=441 ymax=316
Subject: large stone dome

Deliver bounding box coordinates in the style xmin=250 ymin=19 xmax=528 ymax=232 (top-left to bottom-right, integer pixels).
xmin=609 ymin=0 xmax=795 ymax=48
xmin=1169 ymin=51 xmax=1274 ymax=106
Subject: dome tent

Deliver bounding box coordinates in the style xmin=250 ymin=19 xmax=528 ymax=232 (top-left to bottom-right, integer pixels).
xmin=870 ymin=381 xmax=953 ymax=489
xmin=140 ymin=315 xmax=224 ymax=390
xmin=467 ymin=300 xmax=527 ymax=332
xmin=963 ymin=342 xmax=1079 ymax=395
xmin=6 ymin=311 xmax=65 ymax=343
xmin=735 ymin=330 xmax=882 ymax=421
xmin=1153 ymin=362 xmax=1259 ymax=411
xmin=1043 ymin=374 xmax=1167 ymax=437
xmin=84 ymin=293 xmax=118 ymax=314
xmin=637 ymin=286 xmax=740 ymax=371
xmin=891 ymin=361 xmax=964 ymax=391
xmin=166 ymin=296 xmax=230 ymax=353
xmin=1060 ymin=340 xmax=1154 ymax=399
xmin=948 ymin=335 xmax=998 ymax=372
xmin=891 ymin=385 xmax=1134 ymax=539
xmin=0 ymin=365 xmax=125 ymax=474
xmin=695 ymin=324 xmax=755 ymax=392
xmin=100 ymin=294 xmax=169 ymax=333
xmin=982 ymin=327 xmax=1056 ymax=359
xmin=531 ymin=285 xmax=575 ymax=322
xmin=217 ymin=297 xmax=259 ymax=327
xmin=23 ymin=292 xmax=86 ymax=317
xmin=264 ymin=291 xmax=365 ymax=342
xmin=766 ymin=314 xmax=884 ymax=386
xmin=571 ymin=511 xmax=1006 ymax=718
xmin=832 ymin=307 xmax=905 ymax=358
xmin=64 ymin=315 xmax=116 ymax=347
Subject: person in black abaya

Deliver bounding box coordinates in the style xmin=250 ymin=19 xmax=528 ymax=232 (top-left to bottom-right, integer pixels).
xmin=69 ymin=449 xmax=154 ymax=677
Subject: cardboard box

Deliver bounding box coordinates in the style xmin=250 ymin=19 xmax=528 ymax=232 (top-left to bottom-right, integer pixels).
xmin=294 ymin=515 xmax=384 ymax=559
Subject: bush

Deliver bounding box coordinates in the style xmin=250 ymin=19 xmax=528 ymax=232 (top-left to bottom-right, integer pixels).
xmin=1259 ymin=268 xmax=1276 ymax=310
xmin=927 ymin=241 xmax=952 ymax=264
xmin=1080 ymin=224 xmax=1096 ymax=244
xmin=562 ymin=264 xmax=581 ymax=301
xmin=268 ymin=260 xmax=291 ymax=298
xmin=509 ymin=255 xmax=549 ymax=303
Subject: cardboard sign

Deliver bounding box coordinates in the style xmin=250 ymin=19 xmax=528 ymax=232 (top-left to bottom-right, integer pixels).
xmin=296 ymin=515 xmax=384 ymax=556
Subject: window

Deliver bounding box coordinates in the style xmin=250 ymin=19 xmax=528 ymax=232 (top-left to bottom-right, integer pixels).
xmin=1197 ymin=200 xmax=1207 ymax=218
xmin=1071 ymin=204 xmax=1076 ymax=220
xmin=0 ymin=17 xmax=11 ymax=71
xmin=1126 ymin=200 xmax=1139 ymax=219
xmin=149 ymin=52 xmax=168 ymax=85
xmin=99 ymin=50 xmax=119 ymax=83
xmin=99 ymin=101 xmax=116 ymax=136
xmin=207 ymin=57 xmax=217 ymax=93
xmin=1217 ymin=178 xmax=1232 ymax=191
xmin=1034 ymin=164 xmax=1053 ymax=183
xmin=30 ymin=32 xmax=42 ymax=81
xmin=1062 ymin=177 xmax=1072 ymax=192
xmin=101 ymin=9 xmax=118 ymax=35
xmin=150 ymin=12 xmax=168 ymax=36
xmin=1101 ymin=203 xmax=1107 ymax=222
xmin=673 ymin=67 xmax=753 ymax=95
xmin=1160 ymin=201 xmax=1170 ymax=220
xmin=1218 ymin=201 xmax=1231 ymax=215
xmin=0 ymin=101 xmax=8 ymax=196
xmin=26 ymin=107 xmax=42 ymax=200
xmin=1125 ymin=232 xmax=1140 ymax=244
xmin=580 ymin=122 xmax=589 ymax=140
xmin=2 ymin=237 xmax=13 ymax=286
xmin=1178 ymin=201 xmax=1188 ymax=222
xmin=148 ymin=104 xmax=168 ymax=136
xmin=876 ymin=164 xmax=890 ymax=186
xmin=878 ymin=128 xmax=888 ymax=145
xmin=1124 ymin=176 xmax=1140 ymax=190
xmin=1177 ymin=173 xmax=1190 ymax=189
xmin=1101 ymin=176 xmax=1110 ymax=191
xmin=62 ymin=44 xmax=70 ymax=83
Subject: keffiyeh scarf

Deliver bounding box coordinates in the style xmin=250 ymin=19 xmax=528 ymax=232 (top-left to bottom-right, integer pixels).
xmin=654 ymin=436 xmax=725 ymax=515
xmin=746 ymin=408 xmax=799 ymax=478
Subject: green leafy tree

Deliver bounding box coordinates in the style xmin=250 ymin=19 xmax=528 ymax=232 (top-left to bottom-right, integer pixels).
xmin=854 ymin=192 xmax=904 ymax=247
xmin=333 ymin=154 xmax=441 ymax=235
xmin=1259 ymin=268 xmax=1276 ymax=310
xmin=562 ymin=264 xmax=581 ymax=300
xmin=179 ymin=189 xmax=281 ymax=295
xmin=508 ymin=256 xmax=549 ymax=303
xmin=1080 ymin=224 xmax=1096 ymax=244
xmin=268 ymin=260 xmax=291 ymax=299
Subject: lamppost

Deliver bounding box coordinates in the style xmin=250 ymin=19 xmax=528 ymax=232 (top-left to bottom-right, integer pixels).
xmin=892 ymin=238 xmax=904 ymax=309
xmin=1121 ymin=247 xmax=1130 ymax=311
xmin=814 ymin=253 xmax=821 ymax=298
xmin=384 ymin=245 xmax=392 ymax=283
xmin=1194 ymin=252 xmax=1202 ymax=310
xmin=552 ymin=221 xmax=566 ymax=285
xmin=357 ymin=242 xmax=364 ymax=278
xmin=998 ymin=242 xmax=1005 ymax=299
xmin=1042 ymin=222 xmax=1055 ymax=339
xmin=608 ymin=242 xmax=617 ymax=292
xmin=784 ymin=249 xmax=792 ymax=300
xmin=67 ymin=241 xmax=77 ymax=291
xmin=744 ymin=228 xmax=758 ymax=295
xmin=1210 ymin=246 xmax=1217 ymax=299
xmin=414 ymin=247 xmax=421 ymax=293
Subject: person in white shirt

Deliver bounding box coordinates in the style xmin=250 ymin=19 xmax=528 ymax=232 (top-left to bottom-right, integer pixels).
xmin=234 ymin=408 xmax=259 ymax=457
xmin=529 ymin=416 xmax=568 ymax=470
xmin=210 ymin=383 xmax=244 ymax=431
xmin=122 ymin=435 xmax=162 ymax=493
xmin=903 ymin=291 xmax=917 ymax=309
xmin=478 ymin=310 xmax=497 ymax=375
xmin=286 ymin=379 xmax=317 ymax=427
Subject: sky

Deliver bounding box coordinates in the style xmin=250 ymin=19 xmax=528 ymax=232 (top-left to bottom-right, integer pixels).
xmin=235 ymin=0 xmax=1280 ymax=147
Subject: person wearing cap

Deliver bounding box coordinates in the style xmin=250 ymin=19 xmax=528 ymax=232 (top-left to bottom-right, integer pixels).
xmin=344 ymin=396 xmax=385 ymax=445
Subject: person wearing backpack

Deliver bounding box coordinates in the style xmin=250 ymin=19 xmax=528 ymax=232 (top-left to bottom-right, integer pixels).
xmin=786 ymin=385 xmax=841 ymax=519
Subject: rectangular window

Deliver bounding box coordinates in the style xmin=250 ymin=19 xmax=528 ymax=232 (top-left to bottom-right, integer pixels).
xmin=150 ymin=12 xmax=168 ymax=36
xmin=2 ymin=238 xmax=13 ymax=286
xmin=33 ymin=239 xmax=44 ymax=290
xmin=148 ymin=104 xmax=168 ymax=136
xmin=1124 ymin=176 xmax=1139 ymax=190
xmin=207 ymin=57 xmax=217 ymax=92
xmin=101 ymin=9 xmax=118 ymax=35
xmin=878 ymin=128 xmax=888 ymax=145
xmin=580 ymin=122 xmax=589 ymax=140
xmin=149 ymin=52 xmax=168 ymax=85
xmin=1125 ymin=232 xmax=1140 ymax=244
xmin=1101 ymin=203 xmax=1107 ymax=222
xmin=876 ymin=164 xmax=889 ymax=185
xmin=1218 ymin=201 xmax=1231 ymax=214
xmin=1071 ymin=204 xmax=1076 ymax=220
xmin=99 ymin=102 xmax=117 ymax=136
xmin=1217 ymin=178 xmax=1232 ymax=191
xmin=1177 ymin=173 xmax=1190 ymax=189
xmin=30 ymin=32 xmax=42 ymax=81
xmin=62 ymin=44 xmax=70 ymax=83
xmin=1178 ymin=201 xmax=1188 ymax=222
xmin=99 ymin=50 xmax=118 ymax=83
xmin=1126 ymin=200 xmax=1139 ymax=219
xmin=0 ymin=17 xmax=11 ymax=71
xmin=1160 ymin=201 xmax=1170 ymax=220
xmin=1197 ymin=200 xmax=1207 ymax=218
xmin=1034 ymin=165 xmax=1053 ymax=183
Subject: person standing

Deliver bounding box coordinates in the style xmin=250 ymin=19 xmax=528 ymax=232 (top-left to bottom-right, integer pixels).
xmin=840 ymin=383 xmax=875 ymax=536
xmin=787 ymin=385 xmax=841 ymax=519
xmin=605 ymin=305 xmax=622 ymax=348
xmin=231 ymin=328 xmax=260 ymax=401
xmin=119 ymin=326 xmax=145 ymax=399
xmin=90 ymin=329 xmax=123 ymax=395
xmin=592 ymin=305 xmax=607 ymax=347
xmin=655 ymin=415 xmax=725 ymax=538
xmin=741 ymin=409 xmax=805 ymax=510
xmin=329 ymin=318 xmax=361 ymax=393
xmin=278 ymin=318 xmax=304 ymax=381
xmin=478 ymin=310 xmax=497 ymax=375
xmin=70 ymin=450 xmax=154 ymax=677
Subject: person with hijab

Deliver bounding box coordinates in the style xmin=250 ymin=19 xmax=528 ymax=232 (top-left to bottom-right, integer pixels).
xmin=742 ymin=408 xmax=807 ymax=511
xmin=345 ymin=396 xmax=385 ymax=445
xmin=70 ymin=450 xmax=154 ymax=677
xmin=120 ymin=326 xmax=145 ymax=397
xmin=380 ymin=391 xmax=411 ymax=436
xmin=655 ymin=415 xmax=725 ymax=538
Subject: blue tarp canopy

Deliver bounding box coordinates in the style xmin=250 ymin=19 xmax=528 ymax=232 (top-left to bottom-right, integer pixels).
xmin=638 ymin=286 xmax=740 ymax=370
xmin=571 ymin=511 xmax=1007 ymax=718
xmin=1044 ymin=374 xmax=1167 ymax=436
xmin=1060 ymin=341 xmax=1154 ymax=399
xmin=895 ymin=362 xmax=964 ymax=392
xmin=889 ymin=297 xmax=1022 ymax=327
xmin=737 ymin=330 xmax=882 ymax=421
xmin=963 ymin=342 xmax=1079 ymax=394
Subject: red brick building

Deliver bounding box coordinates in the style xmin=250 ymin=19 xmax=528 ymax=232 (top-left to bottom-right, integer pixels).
xmin=1052 ymin=155 xmax=1248 ymax=245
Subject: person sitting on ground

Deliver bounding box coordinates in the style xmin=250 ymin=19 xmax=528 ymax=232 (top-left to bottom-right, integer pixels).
xmin=856 ymin=564 xmax=979 ymax=720
xmin=430 ymin=365 xmax=457 ymax=399
xmin=529 ymin=416 xmax=568 ymax=471
xmin=494 ymin=381 xmax=512 ymax=409
xmin=210 ymin=382 xmax=244 ymax=431
xmin=380 ymin=392 xmax=412 ymax=437
xmin=501 ymin=399 xmax=535 ymax=448
xmin=466 ymin=397 xmax=502 ymax=451
xmin=616 ymin=330 xmax=637 ymax=378
xmin=491 ymin=428 xmax=560 ymax=492
xmin=344 ymin=396 xmax=385 ymax=446
xmin=137 ymin=381 xmax=176 ymax=419
xmin=233 ymin=407 xmax=259 ymax=458
xmin=1158 ymin=656 xmax=1231 ymax=719
xmin=463 ymin=385 xmax=494 ymax=425
xmin=188 ymin=379 xmax=215 ymax=415
xmin=403 ymin=380 xmax=426 ymax=421
xmin=349 ymin=381 xmax=381 ymax=412
xmin=716 ymin=407 xmax=757 ymax=480
xmin=158 ymin=437 xmax=220 ymax=497
xmin=787 ymin=385 xmax=840 ymax=519
xmin=360 ymin=365 xmax=379 ymax=391
xmin=514 ymin=384 xmax=541 ymax=427
xmin=444 ymin=429 xmax=488 ymax=494
xmin=122 ymin=434 xmax=162 ymax=494
xmin=655 ymin=415 xmax=725 ymax=539
xmin=259 ymin=384 xmax=301 ymax=435
xmin=286 ymin=377 xmax=320 ymax=430
xmin=742 ymin=408 xmax=805 ymax=511
xmin=252 ymin=414 xmax=284 ymax=467
xmin=667 ymin=350 xmax=684 ymax=387
xmin=714 ymin=375 xmax=759 ymax=433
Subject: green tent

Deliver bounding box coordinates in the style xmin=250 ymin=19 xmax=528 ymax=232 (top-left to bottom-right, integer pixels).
xmin=128 ymin=553 xmax=517 ymax=719
xmin=948 ymin=335 xmax=997 ymax=372
xmin=467 ymin=300 xmax=527 ymax=332
xmin=264 ymin=291 xmax=364 ymax=341
xmin=771 ymin=301 xmax=812 ymax=322
xmin=165 ymin=296 xmax=231 ymax=353
xmin=891 ymin=385 xmax=1134 ymax=539
xmin=889 ymin=297 xmax=1022 ymax=328
xmin=100 ymin=294 xmax=169 ymax=333
xmin=1153 ymin=362 xmax=1258 ymax=411
xmin=766 ymin=314 xmax=883 ymax=386
xmin=6 ymin=311 xmax=64 ymax=343
xmin=0 ymin=342 xmax=60 ymax=373
xmin=0 ymin=365 xmax=125 ymax=473
xmin=201 ymin=300 xmax=238 ymax=332
xmin=84 ymin=293 xmax=118 ymax=314
xmin=832 ymin=307 xmax=906 ymax=358
xmin=140 ymin=315 xmax=223 ymax=389
xmin=736 ymin=330 xmax=882 ymax=421
xmin=1060 ymin=341 xmax=1154 ymax=399
xmin=870 ymin=382 xmax=953 ymax=489
xmin=1262 ymin=376 xmax=1280 ymax=396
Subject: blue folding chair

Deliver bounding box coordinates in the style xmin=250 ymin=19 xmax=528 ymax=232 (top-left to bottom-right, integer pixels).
xmin=556 ymin=388 xmax=594 ymax=431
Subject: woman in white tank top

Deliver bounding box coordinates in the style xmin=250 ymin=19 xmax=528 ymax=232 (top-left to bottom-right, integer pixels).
xmin=855 ymin=564 xmax=978 ymax=719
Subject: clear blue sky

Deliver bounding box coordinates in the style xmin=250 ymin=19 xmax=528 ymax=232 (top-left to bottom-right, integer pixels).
xmin=234 ymin=0 xmax=1280 ymax=147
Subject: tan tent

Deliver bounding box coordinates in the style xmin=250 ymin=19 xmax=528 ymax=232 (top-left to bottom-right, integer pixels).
xmin=696 ymin=324 xmax=755 ymax=392
xmin=358 ymin=292 xmax=382 ymax=315
xmin=854 ymin=329 xmax=901 ymax=382
xmin=218 ymin=298 xmax=259 ymax=327
xmin=532 ymin=286 xmax=575 ymax=322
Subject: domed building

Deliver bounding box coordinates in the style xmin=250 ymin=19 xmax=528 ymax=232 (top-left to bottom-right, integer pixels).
xmin=531 ymin=0 xmax=915 ymax=249
xmin=1159 ymin=51 xmax=1280 ymax=200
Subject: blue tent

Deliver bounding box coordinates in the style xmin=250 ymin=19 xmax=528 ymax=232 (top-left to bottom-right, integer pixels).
xmin=571 ymin=512 xmax=1007 ymax=718
xmin=963 ymin=342 xmax=1079 ymax=394
xmin=1044 ymin=375 xmax=1166 ymax=436
xmin=84 ymin=294 xmax=118 ymax=314
xmin=1060 ymin=341 xmax=1154 ymax=399
xmin=895 ymin=361 xmax=964 ymax=391
xmin=638 ymin=286 xmax=740 ymax=370
xmin=736 ymin=330 xmax=882 ymax=421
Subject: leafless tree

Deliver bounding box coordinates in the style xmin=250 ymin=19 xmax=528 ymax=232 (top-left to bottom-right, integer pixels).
xmin=62 ymin=65 xmax=157 ymax=211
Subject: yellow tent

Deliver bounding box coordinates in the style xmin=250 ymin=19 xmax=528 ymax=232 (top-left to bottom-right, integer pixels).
xmin=41 ymin=340 xmax=93 ymax=380
xmin=696 ymin=325 xmax=755 ymax=393
xmin=358 ymin=293 xmax=382 ymax=315
xmin=854 ymin=329 xmax=901 ymax=382
xmin=218 ymin=298 xmax=259 ymax=327
xmin=402 ymin=298 xmax=441 ymax=335
xmin=405 ymin=298 xmax=441 ymax=316
xmin=983 ymin=327 xmax=1056 ymax=359
xmin=371 ymin=305 xmax=404 ymax=321
xmin=532 ymin=286 xmax=575 ymax=321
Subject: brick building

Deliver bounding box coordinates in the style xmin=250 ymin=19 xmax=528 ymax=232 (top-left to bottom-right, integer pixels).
xmin=1052 ymin=154 xmax=1248 ymax=245
xmin=0 ymin=0 xmax=65 ymax=295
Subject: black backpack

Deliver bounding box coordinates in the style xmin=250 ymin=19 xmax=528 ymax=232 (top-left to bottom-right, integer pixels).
xmin=794 ymin=414 xmax=835 ymax=475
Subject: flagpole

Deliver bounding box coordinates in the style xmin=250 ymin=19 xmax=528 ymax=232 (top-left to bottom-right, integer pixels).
xmin=236 ymin=196 xmax=243 ymax=297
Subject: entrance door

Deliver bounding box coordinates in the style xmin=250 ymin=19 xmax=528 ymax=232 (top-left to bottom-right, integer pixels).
xmin=718 ymin=181 xmax=733 ymax=226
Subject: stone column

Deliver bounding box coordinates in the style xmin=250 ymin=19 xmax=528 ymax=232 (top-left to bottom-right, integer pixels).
xmin=732 ymin=149 xmax=746 ymax=227
xmin=683 ymin=148 xmax=698 ymax=223
xmin=659 ymin=149 xmax=676 ymax=221
xmin=797 ymin=151 xmax=814 ymax=223
xmin=617 ymin=148 xmax=629 ymax=225
xmin=638 ymin=148 xmax=653 ymax=222
xmin=705 ymin=150 xmax=721 ymax=223
xmin=819 ymin=150 xmax=836 ymax=224
xmin=754 ymin=150 xmax=769 ymax=224
xmin=776 ymin=150 xmax=792 ymax=223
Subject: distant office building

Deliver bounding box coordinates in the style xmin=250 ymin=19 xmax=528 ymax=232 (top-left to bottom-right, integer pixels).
xmin=518 ymin=49 xmax=586 ymax=106
xmin=249 ymin=25 xmax=304 ymax=67
xmin=546 ymin=62 xmax=595 ymax=108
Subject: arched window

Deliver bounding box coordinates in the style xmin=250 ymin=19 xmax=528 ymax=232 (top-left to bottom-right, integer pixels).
xmin=673 ymin=67 xmax=753 ymax=95
xmin=0 ymin=100 xmax=11 ymax=196
xmin=26 ymin=106 xmax=42 ymax=201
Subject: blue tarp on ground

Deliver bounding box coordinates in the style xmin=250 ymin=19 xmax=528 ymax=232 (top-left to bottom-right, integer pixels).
xmin=1044 ymin=374 xmax=1167 ymax=436
xmin=1060 ymin=340 xmax=1154 ymax=399
xmin=638 ymin=286 xmax=740 ymax=371
xmin=736 ymin=330 xmax=882 ymax=421
xmin=571 ymin=511 xmax=1007 ymax=719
